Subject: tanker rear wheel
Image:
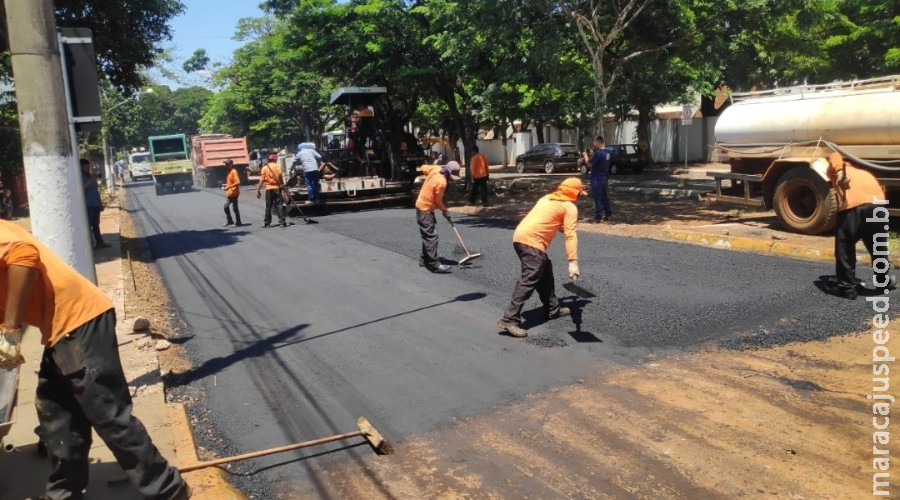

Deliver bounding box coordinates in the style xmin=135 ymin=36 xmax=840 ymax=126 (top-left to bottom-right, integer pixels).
xmin=773 ymin=168 xmax=838 ymax=235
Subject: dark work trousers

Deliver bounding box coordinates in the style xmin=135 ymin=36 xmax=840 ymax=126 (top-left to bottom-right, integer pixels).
xmin=35 ymin=309 xmax=184 ymax=499
xmin=590 ymin=176 xmax=612 ymax=219
xmin=224 ymin=195 xmax=242 ymax=225
xmin=501 ymin=242 xmax=562 ymax=324
xmin=469 ymin=177 xmax=489 ymax=206
xmin=304 ymin=170 xmax=321 ymax=202
xmin=264 ymin=188 xmax=286 ymax=226
xmin=835 ymin=203 xmax=891 ymax=292
xmin=416 ymin=209 xmax=440 ymax=267
xmin=86 ymin=206 xmax=104 ymax=247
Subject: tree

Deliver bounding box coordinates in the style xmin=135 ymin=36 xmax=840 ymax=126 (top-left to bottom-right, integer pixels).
xmin=0 ymin=0 xmax=185 ymax=92
xmin=558 ymin=0 xmax=677 ymax=133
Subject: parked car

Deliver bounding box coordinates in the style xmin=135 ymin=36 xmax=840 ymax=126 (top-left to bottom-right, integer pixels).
xmin=579 ymin=143 xmax=650 ymax=175
xmin=515 ymin=143 xmax=581 ymax=173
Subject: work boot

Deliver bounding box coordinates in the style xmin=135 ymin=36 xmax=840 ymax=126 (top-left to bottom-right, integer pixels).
xmin=856 ymin=276 xmax=898 ymax=294
xmin=418 ymin=257 xmax=426 ymax=267
xmin=548 ymin=307 xmax=571 ymax=320
xmin=224 ymin=222 xmax=234 ymax=227
xmin=827 ymin=283 xmax=858 ymax=300
xmin=497 ymin=319 xmax=527 ymax=338
xmin=427 ymin=263 xmax=452 ymax=274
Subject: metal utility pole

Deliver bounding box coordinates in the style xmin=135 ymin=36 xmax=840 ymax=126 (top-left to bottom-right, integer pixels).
xmin=5 ymin=0 xmax=96 ymax=283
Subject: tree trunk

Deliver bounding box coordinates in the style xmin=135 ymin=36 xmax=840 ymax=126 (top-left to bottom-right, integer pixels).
xmin=636 ymin=104 xmax=653 ymax=163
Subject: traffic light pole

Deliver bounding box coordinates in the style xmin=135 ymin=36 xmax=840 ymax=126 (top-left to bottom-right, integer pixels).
xmin=5 ymin=0 xmax=97 ymax=283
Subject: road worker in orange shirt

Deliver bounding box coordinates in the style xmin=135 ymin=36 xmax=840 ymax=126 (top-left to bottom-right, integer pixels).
xmin=221 ymin=159 xmax=243 ymax=227
xmin=415 ymin=161 xmax=460 ymax=273
xmin=468 ymin=145 xmax=490 ymax=206
xmin=256 ymin=153 xmax=287 ymax=227
xmin=0 ymin=221 xmax=191 ymax=499
xmin=826 ymin=152 xmax=897 ymax=299
xmin=497 ymin=178 xmax=586 ymax=338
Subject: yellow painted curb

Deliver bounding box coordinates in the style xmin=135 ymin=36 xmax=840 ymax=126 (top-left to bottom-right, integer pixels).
xmin=659 ymin=229 xmax=900 ymax=266
xmin=167 ymin=403 xmax=247 ymax=499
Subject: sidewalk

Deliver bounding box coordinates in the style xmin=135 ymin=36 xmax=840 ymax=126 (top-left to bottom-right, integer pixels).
xmin=0 ymin=204 xmax=244 ymax=499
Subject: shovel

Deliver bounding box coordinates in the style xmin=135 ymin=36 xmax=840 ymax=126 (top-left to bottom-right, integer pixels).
xmin=444 ymin=214 xmax=482 ymax=265
xmin=562 ymin=277 xmax=596 ymax=299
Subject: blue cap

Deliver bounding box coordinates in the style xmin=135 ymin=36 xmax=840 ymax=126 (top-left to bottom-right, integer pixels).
xmin=297 ymin=143 xmax=304 ymax=150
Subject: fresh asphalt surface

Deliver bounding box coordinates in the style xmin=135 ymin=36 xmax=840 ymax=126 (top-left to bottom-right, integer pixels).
xmin=122 ymin=180 xmax=893 ymax=497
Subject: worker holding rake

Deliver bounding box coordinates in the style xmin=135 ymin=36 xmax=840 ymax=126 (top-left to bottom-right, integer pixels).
xmin=497 ymin=178 xmax=586 ymax=338
xmin=416 ymin=162 xmax=460 ymax=273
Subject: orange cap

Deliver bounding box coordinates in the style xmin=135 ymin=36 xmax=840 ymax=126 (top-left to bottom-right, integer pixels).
xmin=560 ymin=177 xmax=587 ymax=196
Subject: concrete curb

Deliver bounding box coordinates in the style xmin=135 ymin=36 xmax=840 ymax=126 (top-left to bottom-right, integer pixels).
xmin=659 ymin=228 xmax=900 ymax=266
xmin=610 ymin=185 xmax=702 ymax=199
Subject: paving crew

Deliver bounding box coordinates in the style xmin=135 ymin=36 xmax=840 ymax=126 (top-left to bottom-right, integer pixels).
xmin=826 ymin=151 xmax=897 ymax=299
xmin=583 ymin=136 xmax=612 ymax=222
xmin=0 ymin=220 xmax=191 ymax=500
xmin=497 ymin=177 xmax=585 ymax=338
xmin=256 ymin=153 xmax=287 ymax=227
xmin=468 ymin=145 xmax=490 ymax=207
xmin=293 ymin=143 xmax=323 ymax=205
xmin=221 ymin=159 xmax=243 ymax=227
xmin=415 ymin=161 xmax=460 ymax=274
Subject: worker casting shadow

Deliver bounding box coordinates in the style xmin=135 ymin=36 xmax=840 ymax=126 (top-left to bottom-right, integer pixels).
xmin=163 ymin=325 xmax=307 ymax=388
xmin=273 ymin=292 xmax=487 ymax=349
xmin=561 ymin=297 xmax=600 ymax=343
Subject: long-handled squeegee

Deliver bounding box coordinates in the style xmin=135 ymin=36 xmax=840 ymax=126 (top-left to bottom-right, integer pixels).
xmin=445 ymin=215 xmax=482 ymax=265
xmin=177 ymin=416 xmax=392 ymax=473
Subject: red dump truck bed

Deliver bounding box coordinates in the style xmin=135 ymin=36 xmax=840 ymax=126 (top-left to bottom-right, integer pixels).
xmin=192 ymin=135 xmax=250 ymax=187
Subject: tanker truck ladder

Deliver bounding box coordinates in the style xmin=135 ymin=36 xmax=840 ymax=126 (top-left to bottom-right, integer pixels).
xmin=703 ymin=171 xmax=765 ymax=207
xmin=729 ymin=74 xmax=900 ymax=103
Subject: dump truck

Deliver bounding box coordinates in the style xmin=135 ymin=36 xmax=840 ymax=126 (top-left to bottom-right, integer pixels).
xmin=149 ymin=134 xmax=194 ymax=196
xmin=192 ymin=134 xmax=251 ymax=188
xmin=706 ymin=75 xmax=900 ymax=235
xmin=283 ymin=87 xmax=427 ymax=211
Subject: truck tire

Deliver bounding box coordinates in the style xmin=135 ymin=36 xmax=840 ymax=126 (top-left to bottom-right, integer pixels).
xmin=773 ymin=168 xmax=838 ymax=235
xmin=543 ymin=160 xmax=555 ymax=174
xmin=154 ymin=184 xmax=162 ymax=196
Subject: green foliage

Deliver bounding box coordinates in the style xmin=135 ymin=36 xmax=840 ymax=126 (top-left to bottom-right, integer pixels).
xmin=105 ymin=85 xmax=213 ymax=154
xmin=182 ymin=49 xmax=211 ymax=73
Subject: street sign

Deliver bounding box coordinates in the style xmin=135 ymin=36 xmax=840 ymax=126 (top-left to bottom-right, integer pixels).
xmin=681 ymin=104 xmax=694 ymax=126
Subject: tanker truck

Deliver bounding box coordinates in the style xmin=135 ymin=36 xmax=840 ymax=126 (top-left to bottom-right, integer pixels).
xmin=706 ymin=75 xmax=900 ymax=235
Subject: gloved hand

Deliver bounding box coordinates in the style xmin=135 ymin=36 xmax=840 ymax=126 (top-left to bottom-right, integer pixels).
xmin=0 ymin=326 xmax=24 ymax=368
xmin=256 ymin=191 xmax=262 ymax=199
xmin=442 ymin=210 xmax=450 ymax=222
xmin=568 ymin=261 xmax=580 ymax=280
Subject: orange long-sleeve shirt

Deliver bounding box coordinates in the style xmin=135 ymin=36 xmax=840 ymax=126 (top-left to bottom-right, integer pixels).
xmin=0 ymin=221 xmax=113 ymax=346
xmin=415 ymin=166 xmax=448 ymax=212
xmin=827 ymin=159 xmax=885 ymax=211
xmin=225 ymin=169 xmax=240 ymax=197
xmin=513 ymin=194 xmax=579 ymax=261
xmin=470 ymin=153 xmax=489 ymax=180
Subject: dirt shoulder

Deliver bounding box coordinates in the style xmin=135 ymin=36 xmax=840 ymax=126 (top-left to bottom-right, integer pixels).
xmin=312 ymin=330 xmax=895 ymax=498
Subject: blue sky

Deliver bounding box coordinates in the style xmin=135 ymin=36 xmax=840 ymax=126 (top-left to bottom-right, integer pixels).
xmin=157 ymin=0 xmax=267 ymax=87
